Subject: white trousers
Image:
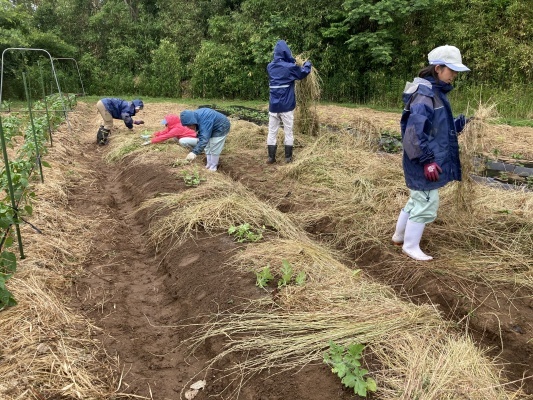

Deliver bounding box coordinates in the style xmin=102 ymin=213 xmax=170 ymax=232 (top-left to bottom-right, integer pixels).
xmin=267 ymin=111 xmax=294 ymax=146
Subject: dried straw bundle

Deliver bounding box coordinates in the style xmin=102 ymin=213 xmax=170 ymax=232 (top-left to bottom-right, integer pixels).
xmin=294 ymin=54 xmax=321 ymax=136
xmin=454 ymin=103 xmax=497 ymax=213
xmin=137 ymin=172 xmax=308 ymax=251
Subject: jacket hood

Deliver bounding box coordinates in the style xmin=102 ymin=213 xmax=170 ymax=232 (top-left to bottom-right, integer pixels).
xmin=180 ymin=110 xmax=197 ymax=126
xmin=273 ymin=40 xmax=295 ymax=63
xmin=132 ymin=99 xmax=144 ymax=109
xmin=402 ymin=77 xmax=434 ymax=105
xmin=164 ymin=114 xmax=181 ymax=128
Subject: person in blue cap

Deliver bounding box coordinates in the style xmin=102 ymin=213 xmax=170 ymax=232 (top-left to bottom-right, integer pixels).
xmin=392 ymin=45 xmax=472 ymax=261
xmin=96 ymin=98 xmax=144 ymax=145
xmin=180 ymin=107 xmax=231 ymax=171
xmin=266 ymin=40 xmax=312 ymax=164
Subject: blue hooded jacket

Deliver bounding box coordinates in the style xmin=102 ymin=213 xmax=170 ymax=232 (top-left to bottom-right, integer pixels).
xmin=180 ymin=108 xmax=231 ymax=155
xmin=101 ymin=98 xmax=143 ymax=129
xmin=267 ymin=40 xmax=312 ymax=113
xmin=400 ymin=77 xmax=466 ymax=191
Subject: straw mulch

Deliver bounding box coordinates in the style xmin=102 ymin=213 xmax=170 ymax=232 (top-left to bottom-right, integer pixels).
xmin=265 ymin=112 xmax=533 ymax=290
xmin=0 ymin=104 xmax=129 ymax=399
xmin=176 ymin=237 xmax=521 ymax=400
xmin=136 ymin=171 xmax=308 ymax=254
xmin=131 ymin=123 xmax=525 ymax=399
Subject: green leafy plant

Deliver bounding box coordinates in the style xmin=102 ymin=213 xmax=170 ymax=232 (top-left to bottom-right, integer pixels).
xmin=511 ymin=153 xmax=523 ymax=160
xmin=498 ymin=171 xmax=509 ymax=182
xmin=324 ymin=341 xmax=377 ymax=397
xmin=182 ymin=169 xmax=205 ymax=187
xmin=526 ymin=176 xmax=533 ymax=189
xmin=227 ymin=223 xmax=263 ymax=243
xmin=0 ymin=237 xmax=18 ymax=309
xmin=255 ymin=265 xmax=273 ymax=288
xmin=378 ymin=131 xmax=402 ymax=153
xmin=295 ymin=271 xmax=307 ymax=286
xmin=278 ymin=259 xmax=293 ymax=288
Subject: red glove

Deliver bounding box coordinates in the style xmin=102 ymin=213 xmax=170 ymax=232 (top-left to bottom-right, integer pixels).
xmin=133 ymin=120 xmax=144 ymax=125
xmin=424 ymin=162 xmax=442 ymax=181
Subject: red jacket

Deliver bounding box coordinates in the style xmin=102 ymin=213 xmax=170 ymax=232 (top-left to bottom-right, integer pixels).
xmin=151 ymin=114 xmax=196 ymax=144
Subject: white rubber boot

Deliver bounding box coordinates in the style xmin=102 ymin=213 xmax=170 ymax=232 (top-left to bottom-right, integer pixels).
xmin=208 ymin=155 xmax=220 ymax=171
xmin=392 ymin=210 xmax=410 ymax=245
xmin=402 ymin=220 xmax=433 ymax=261
xmin=205 ymin=154 xmax=213 ymax=169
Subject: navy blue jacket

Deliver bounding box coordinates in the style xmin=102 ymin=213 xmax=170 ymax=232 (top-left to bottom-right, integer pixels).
xmin=400 ymin=77 xmax=466 ymax=191
xmin=267 ymin=40 xmax=312 ymax=113
xmin=180 ymin=108 xmax=231 ymax=155
xmin=101 ymin=98 xmax=143 ymax=129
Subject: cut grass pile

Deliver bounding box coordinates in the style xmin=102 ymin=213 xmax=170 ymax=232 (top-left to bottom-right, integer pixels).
xmin=0 ymin=103 xmax=124 ymax=399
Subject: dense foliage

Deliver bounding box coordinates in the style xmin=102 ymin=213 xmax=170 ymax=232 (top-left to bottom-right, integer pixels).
xmin=1 ymin=0 xmax=532 ymax=113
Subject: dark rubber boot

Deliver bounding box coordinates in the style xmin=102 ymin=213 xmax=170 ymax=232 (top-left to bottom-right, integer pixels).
xmin=267 ymin=145 xmax=277 ymax=164
xmin=97 ymin=127 xmax=110 ymax=145
xmin=285 ymin=145 xmax=293 ymax=163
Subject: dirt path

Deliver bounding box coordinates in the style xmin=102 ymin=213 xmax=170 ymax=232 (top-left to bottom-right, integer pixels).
xmin=65 ymin=104 xmax=352 ymax=400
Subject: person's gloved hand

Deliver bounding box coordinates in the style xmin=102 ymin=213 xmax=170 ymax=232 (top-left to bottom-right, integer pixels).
xmin=133 ymin=120 xmax=144 ymax=125
xmin=186 ymin=152 xmax=197 ymax=161
xmin=141 ymin=141 xmax=151 ymax=146
xmin=303 ymin=61 xmax=312 ymax=69
xmin=465 ymin=116 xmax=476 ymax=124
xmin=424 ymin=162 xmax=442 ymax=181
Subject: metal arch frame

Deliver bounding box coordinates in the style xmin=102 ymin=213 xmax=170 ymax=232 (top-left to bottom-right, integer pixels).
xmin=0 ymin=47 xmax=70 ymax=130
xmin=53 ymin=57 xmax=86 ymax=96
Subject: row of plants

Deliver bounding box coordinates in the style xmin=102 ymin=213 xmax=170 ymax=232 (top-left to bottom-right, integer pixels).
xmin=226 ymin=220 xmax=376 ymax=397
xmin=0 ymin=93 xmax=74 ymax=309
xmin=176 ymin=166 xmax=379 ymax=398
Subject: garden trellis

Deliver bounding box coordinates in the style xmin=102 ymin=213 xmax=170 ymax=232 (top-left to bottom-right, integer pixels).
xmin=53 ymin=57 xmax=86 ymax=97
xmin=0 ymin=48 xmax=74 ymax=308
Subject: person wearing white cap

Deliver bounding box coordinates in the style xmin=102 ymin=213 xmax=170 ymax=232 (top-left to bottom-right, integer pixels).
xmin=391 ymin=45 xmax=472 ymax=261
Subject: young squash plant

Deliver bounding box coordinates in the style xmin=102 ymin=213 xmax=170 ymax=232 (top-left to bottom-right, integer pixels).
xmin=182 ymin=169 xmax=205 ymax=187
xmin=323 ymin=341 xmax=377 ymax=397
xmin=227 ymin=223 xmax=263 ymax=243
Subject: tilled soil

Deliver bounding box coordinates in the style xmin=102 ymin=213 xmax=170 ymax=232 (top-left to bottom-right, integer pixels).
xmin=60 ymin=101 xmax=532 ymax=399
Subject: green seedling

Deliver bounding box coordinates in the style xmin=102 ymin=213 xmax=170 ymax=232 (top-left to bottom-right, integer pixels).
xmin=498 ymin=171 xmax=509 ymax=181
xmin=182 ymin=169 xmax=205 ymax=187
xmin=295 ymin=271 xmax=307 ymax=286
xmin=255 ymin=265 xmax=273 ymax=288
xmin=277 ymin=259 xmax=293 ymax=288
xmin=324 ymin=341 xmax=377 ymax=397
xmin=228 ymin=223 xmax=263 ymax=243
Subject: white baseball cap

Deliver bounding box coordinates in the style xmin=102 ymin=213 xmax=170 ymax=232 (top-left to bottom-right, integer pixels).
xmin=428 ymin=45 xmax=470 ymax=72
